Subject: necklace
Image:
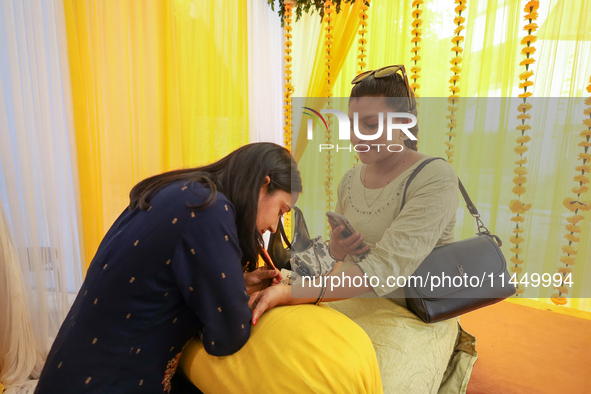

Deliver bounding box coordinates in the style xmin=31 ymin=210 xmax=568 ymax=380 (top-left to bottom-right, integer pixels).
xmin=362 ymin=149 xmax=410 ymax=208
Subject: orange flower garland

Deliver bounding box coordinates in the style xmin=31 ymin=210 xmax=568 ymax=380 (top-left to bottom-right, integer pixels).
xmin=357 ymin=1 xmax=369 ymax=75
xmin=324 ymin=0 xmax=334 ymax=234
xmin=410 ymin=0 xmax=423 ymax=97
xmin=354 ymin=0 xmax=370 ymax=164
xmin=283 ymin=0 xmax=295 ymax=238
xmin=551 ymin=76 xmax=591 ymax=306
xmin=283 ymin=0 xmax=294 ymax=152
xmin=445 ymin=0 xmax=467 ymax=165
xmin=509 ymin=0 xmax=539 ymax=296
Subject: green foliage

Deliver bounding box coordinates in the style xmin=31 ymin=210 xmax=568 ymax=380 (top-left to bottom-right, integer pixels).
xmin=267 ymin=0 xmax=370 ymax=26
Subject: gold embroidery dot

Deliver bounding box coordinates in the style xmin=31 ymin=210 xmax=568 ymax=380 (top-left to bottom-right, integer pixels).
xmin=126 ymin=313 xmax=131 ymax=319
xmin=92 ymin=338 xmax=97 ymax=344
xmin=241 ymin=324 xmax=245 ymax=329
xmin=191 ymin=212 xmax=195 ymax=217
xmin=225 ymin=205 xmax=228 ymax=211
xmin=130 ymin=347 xmax=134 ymax=353
xmin=136 ymin=348 xmax=141 ymax=354
xmin=189 ymin=286 xmax=194 ymax=291
xmin=164 ymin=292 xmax=169 ymax=297
xmin=166 ymin=259 xmax=171 ymax=265
xmin=170 ymin=346 xmax=174 ymax=352
xmin=134 ymin=240 xmax=139 ymax=246
xmin=147 ymin=206 xmax=152 ymax=211
xmin=85 ymin=377 xmax=92 ymax=384
xmin=221 ymin=273 xmax=226 ymax=278
xmin=58 ymin=361 xmax=63 ymax=368
xmin=94 ymin=298 xmax=98 ymax=305
xmin=139 ymin=379 xmax=144 ymax=386
xmin=217 ymin=307 xmax=222 ymax=312
xmin=211 ymin=341 xmax=215 ymax=345
xmin=172 ymin=218 xmax=178 ymax=224
xmin=190 ymin=249 xmax=195 ymax=255
xmin=225 ymin=235 xmax=229 ymax=241
xmin=173 ymin=318 xmax=178 ymax=324
xmin=182 ymin=186 xmax=187 ymax=191
xmin=103 ymin=264 xmax=108 ymax=269
xmin=130 ymin=277 xmax=135 ymax=283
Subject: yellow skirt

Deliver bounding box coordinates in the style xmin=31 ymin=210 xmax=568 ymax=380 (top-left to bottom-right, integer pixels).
xmin=180 ymin=304 xmax=383 ymax=394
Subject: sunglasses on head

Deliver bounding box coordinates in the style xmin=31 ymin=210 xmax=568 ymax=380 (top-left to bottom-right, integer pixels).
xmin=351 ymin=65 xmax=415 ymax=111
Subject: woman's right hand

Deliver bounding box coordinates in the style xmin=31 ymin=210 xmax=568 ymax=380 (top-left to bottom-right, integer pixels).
xmin=329 ymin=223 xmax=370 ymax=261
xmin=248 ymin=284 xmax=290 ymax=325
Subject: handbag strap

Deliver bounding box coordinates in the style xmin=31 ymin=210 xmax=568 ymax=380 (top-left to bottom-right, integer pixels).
xmin=400 ymin=157 xmax=501 ymax=245
xmin=276 ymin=218 xmax=292 ymax=249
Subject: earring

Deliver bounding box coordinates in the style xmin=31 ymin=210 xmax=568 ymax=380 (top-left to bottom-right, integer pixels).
xmin=399 ymin=133 xmax=408 ymax=141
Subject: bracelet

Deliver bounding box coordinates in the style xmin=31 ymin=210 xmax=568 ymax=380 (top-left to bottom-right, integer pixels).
xmin=328 ymin=248 xmax=340 ymax=261
xmin=314 ymin=278 xmax=327 ymax=305
xmin=325 ymin=239 xmax=340 ymax=261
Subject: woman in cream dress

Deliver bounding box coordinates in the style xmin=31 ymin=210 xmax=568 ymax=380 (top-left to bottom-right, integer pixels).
xmin=324 ymin=68 xmax=478 ymax=394
xmin=328 ymin=151 xmax=476 ymax=394
xmin=250 ymin=67 xmax=477 ymax=393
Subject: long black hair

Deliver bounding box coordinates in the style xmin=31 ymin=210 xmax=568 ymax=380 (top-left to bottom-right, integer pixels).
xmin=129 ymin=143 xmax=302 ymax=271
xmin=350 ymin=72 xmax=419 ymax=151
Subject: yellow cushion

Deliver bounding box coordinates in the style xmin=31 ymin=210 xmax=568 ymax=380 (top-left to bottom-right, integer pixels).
xmin=180 ymin=304 xmax=383 ymax=393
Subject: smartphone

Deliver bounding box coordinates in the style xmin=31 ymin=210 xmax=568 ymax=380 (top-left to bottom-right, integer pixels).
xmin=326 ymin=211 xmax=366 ymax=250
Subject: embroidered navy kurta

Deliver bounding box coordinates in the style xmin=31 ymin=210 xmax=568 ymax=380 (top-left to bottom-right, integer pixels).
xmin=35 ymin=180 xmax=252 ymax=393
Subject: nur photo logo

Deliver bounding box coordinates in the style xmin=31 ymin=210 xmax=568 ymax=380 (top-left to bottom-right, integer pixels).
xmin=302 ymin=108 xmax=417 ymax=152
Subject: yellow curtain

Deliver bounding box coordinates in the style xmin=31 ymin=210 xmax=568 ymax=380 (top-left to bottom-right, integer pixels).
xmin=64 ymin=0 xmax=249 ymax=269
xmin=295 ymin=0 xmax=591 ymax=311
xmin=293 ymin=0 xmax=364 ymax=160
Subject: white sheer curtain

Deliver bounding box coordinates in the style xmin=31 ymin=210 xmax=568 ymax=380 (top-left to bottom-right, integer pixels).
xmin=247 ymin=1 xmax=322 ymax=147
xmin=0 ymin=0 xmax=82 ymax=392
xmin=247 ymin=0 xmax=284 ymax=145
xmin=0 ymin=203 xmax=40 ymax=394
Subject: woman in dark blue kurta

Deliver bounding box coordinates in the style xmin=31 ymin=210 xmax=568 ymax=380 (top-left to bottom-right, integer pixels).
xmin=35 ymin=143 xmax=301 ymax=393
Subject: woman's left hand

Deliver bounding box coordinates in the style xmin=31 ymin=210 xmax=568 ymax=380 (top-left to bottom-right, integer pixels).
xmin=248 ymin=284 xmax=291 ymax=325
xmin=244 ymin=267 xmax=282 ymax=295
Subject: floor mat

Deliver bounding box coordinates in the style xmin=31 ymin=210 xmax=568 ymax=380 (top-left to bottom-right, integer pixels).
xmin=461 ymin=300 xmax=591 ymax=394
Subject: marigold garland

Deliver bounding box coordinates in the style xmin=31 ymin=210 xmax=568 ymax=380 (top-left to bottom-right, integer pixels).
xmin=357 ymin=1 xmax=369 ymax=75
xmin=283 ymin=0 xmax=295 ymax=239
xmin=410 ymin=0 xmax=423 ymax=97
xmin=551 ymin=75 xmax=591 ymax=306
xmin=354 ymin=0 xmax=371 ymax=164
xmin=509 ymin=0 xmax=539 ymax=296
xmin=445 ymin=0 xmax=467 ymax=165
xmin=324 ymin=0 xmax=334 ymax=235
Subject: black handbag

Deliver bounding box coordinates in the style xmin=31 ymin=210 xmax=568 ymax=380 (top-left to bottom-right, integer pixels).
xmin=267 ymin=218 xmax=293 ymax=271
xmin=402 ymin=157 xmax=516 ymax=323
xmin=267 ymin=206 xmax=313 ymax=271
